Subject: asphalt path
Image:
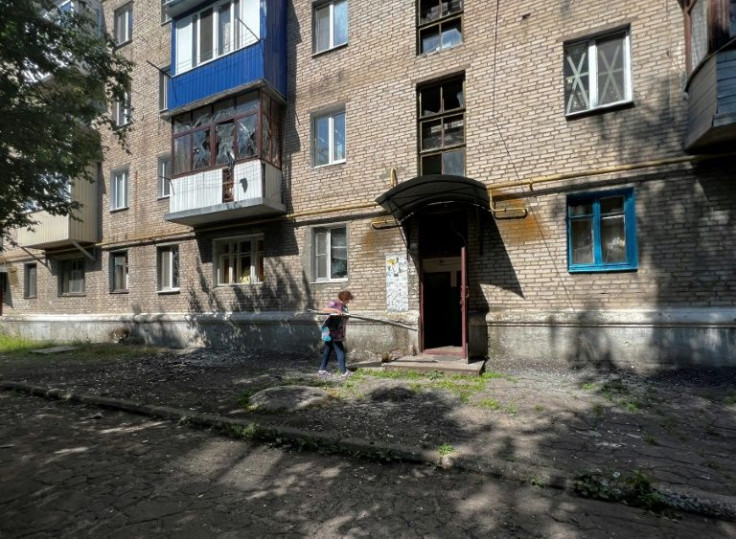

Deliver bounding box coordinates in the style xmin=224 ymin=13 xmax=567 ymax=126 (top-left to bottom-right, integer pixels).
xmin=1 ymin=392 xmax=733 ymax=538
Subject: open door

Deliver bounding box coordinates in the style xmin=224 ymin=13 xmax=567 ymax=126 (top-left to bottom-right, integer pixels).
xmin=461 ymin=245 xmax=468 ymax=359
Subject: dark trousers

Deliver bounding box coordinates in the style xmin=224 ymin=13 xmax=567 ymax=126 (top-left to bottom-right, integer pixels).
xmin=319 ymin=341 xmax=346 ymax=373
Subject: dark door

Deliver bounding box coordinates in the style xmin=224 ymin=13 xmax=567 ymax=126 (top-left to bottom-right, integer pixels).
xmin=423 ymin=270 xmax=462 ymax=349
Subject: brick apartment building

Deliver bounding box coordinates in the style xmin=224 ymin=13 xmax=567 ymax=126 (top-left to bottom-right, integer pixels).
xmin=1 ymin=0 xmax=735 ymax=369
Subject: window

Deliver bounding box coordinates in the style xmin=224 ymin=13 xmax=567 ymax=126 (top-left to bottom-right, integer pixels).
xmin=173 ymin=92 xmax=281 ymax=175
xmin=110 ymin=252 xmax=128 ymax=292
xmin=564 ymin=30 xmax=631 ymax=116
xmin=159 ymin=67 xmax=170 ymax=112
xmin=60 ymin=258 xmax=85 ymax=295
xmin=174 ymin=0 xmax=259 ymax=74
xmin=161 ymin=0 xmax=171 ymax=24
xmin=214 ymin=236 xmax=264 ymax=285
xmin=24 ymin=264 xmax=37 ymax=299
xmin=110 ymin=169 xmax=128 ymax=210
xmin=417 ymin=0 xmax=463 ymax=54
xmin=567 ymin=189 xmax=637 ymax=272
xmin=313 ymin=225 xmax=348 ymax=281
xmin=158 ymin=155 xmax=171 ymax=198
xmin=157 ymin=245 xmax=180 ymax=292
xmin=314 ymin=0 xmax=348 ymax=54
xmin=418 ymin=76 xmax=465 ymax=175
xmin=114 ymin=3 xmax=132 ymax=46
xmin=685 ymin=0 xmax=736 ymax=71
xmin=114 ymin=91 xmax=131 ymax=127
xmin=313 ymin=109 xmax=346 ymax=166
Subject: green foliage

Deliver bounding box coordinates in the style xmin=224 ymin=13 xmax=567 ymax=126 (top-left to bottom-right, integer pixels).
xmin=437 ymin=443 xmax=454 ymax=456
xmin=0 ymin=0 xmax=132 ymax=235
xmin=574 ymin=470 xmax=670 ymax=513
xmin=478 ymin=398 xmax=500 ymax=409
xmin=0 ymin=332 xmax=49 ymax=354
xmin=724 ymin=395 xmax=736 ymax=406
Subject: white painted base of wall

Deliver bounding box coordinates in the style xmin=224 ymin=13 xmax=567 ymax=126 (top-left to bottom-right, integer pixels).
xmin=2 ymin=309 xmax=734 ymax=369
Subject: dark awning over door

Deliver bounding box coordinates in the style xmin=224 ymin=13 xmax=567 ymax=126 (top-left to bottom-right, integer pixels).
xmin=375 ymin=174 xmax=490 ymax=224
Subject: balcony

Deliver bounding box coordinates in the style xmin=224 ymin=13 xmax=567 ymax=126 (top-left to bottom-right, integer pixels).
xmin=164 ymin=160 xmax=285 ymax=226
xmin=167 ymin=0 xmax=287 ymax=113
xmin=685 ymin=48 xmax=736 ymax=151
xmin=16 ymin=179 xmax=98 ymax=250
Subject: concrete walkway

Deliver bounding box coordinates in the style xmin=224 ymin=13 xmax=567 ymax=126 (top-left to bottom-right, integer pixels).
xmin=1 ymin=348 xmax=735 ymax=521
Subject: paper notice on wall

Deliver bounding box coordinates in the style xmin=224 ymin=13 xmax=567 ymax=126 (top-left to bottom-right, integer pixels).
xmin=385 ymin=253 xmax=408 ymax=312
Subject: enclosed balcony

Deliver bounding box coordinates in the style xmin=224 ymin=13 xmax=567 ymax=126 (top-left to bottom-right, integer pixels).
xmin=164 ymin=91 xmax=285 ymax=226
xmin=166 ymin=0 xmax=287 ymax=113
xmin=16 ymin=179 xmax=98 ymax=250
xmin=685 ymin=48 xmax=736 ymax=151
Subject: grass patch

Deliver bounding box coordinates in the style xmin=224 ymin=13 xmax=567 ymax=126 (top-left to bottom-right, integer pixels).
xmin=437 ymin=443 xmax=454 ymax=456
xmin=580 ymin=382 xmax=599 ymax=392
xmin=534 ymin=405 xmax=544 ymax=412
xmin=504 ymin=403 xmax=519 ymax=415
xmin=643 ymin=435 xmax=659 ymax=446
xmin=724 ymin=395 xmax=736 ymax=406
xmin=478 ymin=398 xmax=501 ymax=410
xmin=574 ymin=470 xmax=670 ymax=514
xmin=0 ymin=333 xmax=54 ymax=355
xmin=592 ymin=403 xmax=604 ymax=417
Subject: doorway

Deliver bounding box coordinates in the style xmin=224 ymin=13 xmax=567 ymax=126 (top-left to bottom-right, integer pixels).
xmin=418 ymin=210 xmax=468 ymax=356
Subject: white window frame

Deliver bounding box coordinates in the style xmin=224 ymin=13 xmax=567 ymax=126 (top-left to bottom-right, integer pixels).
xmin=114 ymin=3 xmax=133 ymax=46
xmin=213 ymin=235 xmax=264 ymax=286
xmin=110 ymin=251 xmax=129 ymax=292
xmin=313 ymin=109 xmax=346 ymax=167
xmin=313 ymin=225 xmax=348 ymax=282
xmin=110 ymin=168 xmax=128 ymax=210
xmin=175 ymin=0 xmax=258 ymax=75
xmin=60 ymin=258 xmax=85 ymax=295
xmin=158 ymin=155 xmax=171 ymax=198
xmin=313 ymin=0 xmax=348 ymax=54
xmin=157 ymin=245 xmax=180 ymax=293
xmin=159 ymin=67 xmax=170 ymax=112
xmin=114 ymin=91 xmax=131 ymax=127
xmin=563 ymin=31 xmax=632 ymax=116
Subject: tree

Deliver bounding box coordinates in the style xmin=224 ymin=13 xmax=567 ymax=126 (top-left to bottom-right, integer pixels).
xmin=0 ymin=0 xmax=132 ymax=237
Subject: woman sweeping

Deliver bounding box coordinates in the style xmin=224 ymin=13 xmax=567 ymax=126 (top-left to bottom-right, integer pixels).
xmin=318 ymin=290 xmax=354 ymax=378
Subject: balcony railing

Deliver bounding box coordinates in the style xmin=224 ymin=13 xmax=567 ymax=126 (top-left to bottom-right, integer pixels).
xmin=165 ymin=160 xmax=285 ymax=226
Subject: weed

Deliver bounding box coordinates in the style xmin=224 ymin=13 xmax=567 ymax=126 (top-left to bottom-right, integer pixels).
xmin=622 ymin=400 xmax=639 ymax=412
xmin=534 ymin=405 xmax=544 ymax=412
xmin=223 ymin=423 xmax=260 ymax=440
xmin=581 ymin=382 xmax=599 ymax=391
xmin=593 ymin=403 xmax=604 ymax=417
xmin=437 ymin=443 xmax=454 ymax=456
xmin=479 ymin=399 xmax=501 ymax=410
xmin=574 ymin=470 xmax=669 ymax=513
xmin=724 ymin=396 xmax=736 ymax=406
xmin=427 ymin=370 xmax=444 ymax=380
xmin=643 ymin=435 xmax=658 ymax=446
xmin=504 ymin=403 xmax=519 ymax=415
xmin=363 ymin=369 xmax=424 ymax=380
xmin=529 ymin=476 xmax=543 ymax=487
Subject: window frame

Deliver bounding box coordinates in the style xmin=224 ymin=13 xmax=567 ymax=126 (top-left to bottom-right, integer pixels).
xmin=24 ymin=263 xmax=37 ymax=299
xmin=159 ymin=66 xmax=170 ymax=112
xmin=213 ymin=235 xmax=265 ymax=286
xmin=110 ymin=251 xmax=129 ymax=293
xmin=114 ymin=3 xmax=133 ymax=46
xmin=312 ymin=108 xmax=346 ymax=167
xmin=110 ymin=168 xmax=129 ymax=211
xmin=312 ymin=224 xmax=349 ymax=282
xmin=114 ymin=90 xmax=131 ymax=127
xmin=417 ymin=75 xmax=466 ymax=176
xmin=567 ymin=188 xmax=638 ymax=273
xmin=563 ymin=29 xmax=633 ymax=117
xmin=313 ymin=0 xmax=349 ymax=54
xmin=158 ymin=155 xmax=172 ymax=199
xmin=171 ymin=91 xmax=282 ymax=177
xmin=59 ymin=258 xmax=85 ymax=296
xmin=684 ymin=0 xmax=736 ymax=73
xmin=161 ymin=0 xmax=171 ymax=24
xmin=416 ymin=0 xmax=464 ymax=55
xmin=157 ymin=245 xmax=180 ymax=293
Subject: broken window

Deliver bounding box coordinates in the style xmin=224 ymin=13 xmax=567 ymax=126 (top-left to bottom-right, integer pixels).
xmin=567 ymin=189 xmax=637 ymax=272
xmin=172 ymin=91 xmax=281 ymax=175
xmin=417 ymin=0 xmax=463 ymax=55
xmin=418 ymin=76 xmax=465 ymax=176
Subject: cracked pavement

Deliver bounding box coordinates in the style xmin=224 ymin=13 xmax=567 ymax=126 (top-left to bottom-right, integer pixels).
xmin=2 ymin=391 xmax=735 ymax=537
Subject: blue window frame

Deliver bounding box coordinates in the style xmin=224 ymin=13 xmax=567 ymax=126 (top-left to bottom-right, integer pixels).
xmin=567 ymin=188 xmax=637 ymax=272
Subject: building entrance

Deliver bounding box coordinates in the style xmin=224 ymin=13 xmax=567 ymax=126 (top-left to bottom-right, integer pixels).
xmin=418 ymin=210 xmax=468 ymax=357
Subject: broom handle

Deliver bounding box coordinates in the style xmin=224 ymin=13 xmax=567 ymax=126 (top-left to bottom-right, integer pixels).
xmin=306 ymin=309 xmax=417 ymax=331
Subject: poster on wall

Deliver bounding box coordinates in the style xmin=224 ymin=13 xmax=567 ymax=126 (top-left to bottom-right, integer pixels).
xmin=385 ymin=253 xmax=408 ymax=312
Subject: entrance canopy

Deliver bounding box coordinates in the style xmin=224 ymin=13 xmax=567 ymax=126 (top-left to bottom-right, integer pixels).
xmin=375 ymin=174 xmax=490 ymax=224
